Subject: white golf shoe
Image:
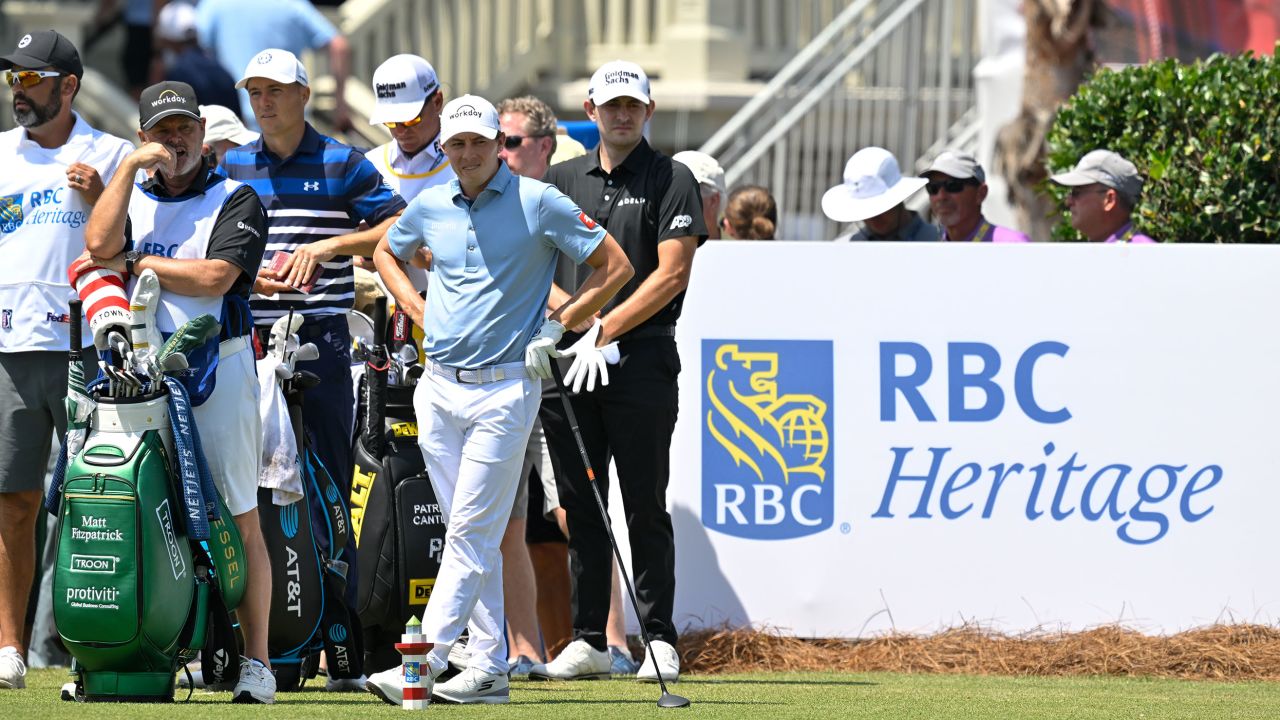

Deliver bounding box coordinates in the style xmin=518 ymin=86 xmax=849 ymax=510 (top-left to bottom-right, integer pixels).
xmin=431 ymin=667 xmax=510 ymax=704
xmin=232 ymin=657 xmax=276 ymax=704
xmin=0 ymin=646 xmax=25 ymax=690
xmin=528 ymin=639 xmax=611 ymax=681
xmin=636 ymin=640 xmax=680 ymax=683
xmin=366 ymin=661 xmax=443 ymax=706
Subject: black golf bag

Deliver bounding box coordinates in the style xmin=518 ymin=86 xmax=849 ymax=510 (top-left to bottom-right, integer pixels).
xmin=350 ymin=298 xmax=447 ymax=672
xmin=256 ymin=320 xmax=363 ymax=690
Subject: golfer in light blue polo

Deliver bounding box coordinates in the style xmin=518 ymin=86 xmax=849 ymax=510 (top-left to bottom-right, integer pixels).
xmin=368 ymin=94 xmax=632 ymax=706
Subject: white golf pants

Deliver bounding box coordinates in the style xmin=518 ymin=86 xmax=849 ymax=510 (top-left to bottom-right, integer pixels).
xmin=414 ymin=363 xmax=541 ymax=675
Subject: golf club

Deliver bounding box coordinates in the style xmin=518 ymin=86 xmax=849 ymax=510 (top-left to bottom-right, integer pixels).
xmin=548 ymin=361 xmax=690 ymax=709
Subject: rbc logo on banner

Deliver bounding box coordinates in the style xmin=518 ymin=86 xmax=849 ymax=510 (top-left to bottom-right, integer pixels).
xmin=702 ymin=340 xmax=834 ymax=539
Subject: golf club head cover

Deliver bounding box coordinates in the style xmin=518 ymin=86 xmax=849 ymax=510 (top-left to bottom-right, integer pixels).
xmin=68 ymin=261 xmax=130 ymax=350
xmin=268 ymin=313 xmax=304 ymax=357
xmin=129 ymin=268 xmax=164 ymax=356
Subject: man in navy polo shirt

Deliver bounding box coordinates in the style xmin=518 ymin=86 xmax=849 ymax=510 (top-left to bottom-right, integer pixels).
xmin=365 ymin=94 xmax=631 ymax=705
xmin=220 ymin=49 xmax=405 ymax=689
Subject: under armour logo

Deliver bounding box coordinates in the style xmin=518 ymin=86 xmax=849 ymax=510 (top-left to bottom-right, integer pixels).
xmin=304 ymin=181 xmax=320 ymax=192
xmin=256 ymin=52 xmax=273 ymax=64
xmin=17 ymin=35 xmax=31 ymax=49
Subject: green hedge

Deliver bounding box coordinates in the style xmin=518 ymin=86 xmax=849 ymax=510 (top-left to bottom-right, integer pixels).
xmin=1046 ymin=46 xmax=1280 ymax=243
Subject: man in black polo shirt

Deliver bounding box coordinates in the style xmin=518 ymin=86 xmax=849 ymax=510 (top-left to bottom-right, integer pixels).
xmin=530 ymin=60 xmax=705 ymax=684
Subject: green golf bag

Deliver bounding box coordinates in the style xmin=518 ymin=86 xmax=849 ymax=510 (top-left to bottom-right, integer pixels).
xmin=47 ymin=304 xmax=244 ymax=702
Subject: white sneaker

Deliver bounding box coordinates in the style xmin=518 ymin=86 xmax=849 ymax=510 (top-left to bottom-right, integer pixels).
xmin=0 ymin=646 xmax=26 ymax=690
xmin=527 ymin=639 xmax=611 ymax=681
xmin=431 ymin=666 xmax=509 ymax=704
xmin=447 ymin=637 xmax=471 ymax=674
xmin=636 ymin=640 xmax=680 ymax=683
xmin=232 ymin=657 xmax=276 ymax=704
xmin=366 ymin=662 xmax=442 ymax=707
xmin=177 ymin=668 xmax=235 ymax=692
xmin=325 ymin=673 xmax=367 ymax=692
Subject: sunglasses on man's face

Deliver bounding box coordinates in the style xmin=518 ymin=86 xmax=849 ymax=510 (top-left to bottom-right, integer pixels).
xmin=384 ymin=114 xmax=425 ymax=130
xmin=5 ymin=69 xmax=62 ymax=89
xmin=925 ymin=178 xmax=978 ymax=195
xmin=503 ymin=134 xmax=550 ymax=150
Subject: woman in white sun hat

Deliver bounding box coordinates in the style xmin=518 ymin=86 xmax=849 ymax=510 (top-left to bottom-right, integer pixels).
xmin=822 ymin=146 xmax=938 ymax=242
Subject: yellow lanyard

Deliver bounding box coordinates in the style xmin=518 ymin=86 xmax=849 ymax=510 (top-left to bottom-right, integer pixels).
xmin=969 ymin=220 xmax=992 ymax=242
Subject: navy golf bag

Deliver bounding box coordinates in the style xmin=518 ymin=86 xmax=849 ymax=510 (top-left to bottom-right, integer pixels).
xmin=256 ymin=320 xmax=363 ymax=690
xmin=350 ymin=298 xmax=447 ymax=672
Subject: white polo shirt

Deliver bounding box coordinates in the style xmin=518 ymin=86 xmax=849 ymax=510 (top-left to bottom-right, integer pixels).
xmin=0 ymin=113 xmax=134 ymax=352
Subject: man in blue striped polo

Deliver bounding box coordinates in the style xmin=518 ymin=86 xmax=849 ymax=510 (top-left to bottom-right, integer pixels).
xmin=220 ymin=49 xmax=406 ymax=689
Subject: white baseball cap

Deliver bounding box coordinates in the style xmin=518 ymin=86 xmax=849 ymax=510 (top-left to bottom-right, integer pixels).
xmin=369 ymin=54 xmax=440 ymax=125
xmin=439 ymin=95 xmax=499 ymax=143
xmin=588 ymin=60 xmax=650 ymax=105
xmin=673 ymin=150 xmax=726 ymax=197
xmin=922 ymin=150 xmax=986 ymax=182
xmin=200 ymin=104 xmax=258 ymax=146
xmin=821 ymin=147 xmax=928 ymax=223
xmin=236 ymin=48 xmax=309 ymax=89
xmin=155 ymin=1 xmax=197 ymax=43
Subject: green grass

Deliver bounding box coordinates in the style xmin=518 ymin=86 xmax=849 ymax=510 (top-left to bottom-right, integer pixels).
xmin=4 ymin=669 xmax=1280 ymax=719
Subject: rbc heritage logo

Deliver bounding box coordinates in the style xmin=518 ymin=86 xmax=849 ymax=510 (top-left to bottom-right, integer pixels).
xmin=702 ymin=340 xmax=834 ymax=539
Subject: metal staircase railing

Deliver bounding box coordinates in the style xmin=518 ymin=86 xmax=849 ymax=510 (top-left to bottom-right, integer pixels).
xmin=701 ymin=0 xmax=980 ymax=240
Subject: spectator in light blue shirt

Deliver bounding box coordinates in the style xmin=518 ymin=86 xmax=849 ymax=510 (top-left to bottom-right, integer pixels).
xmin=195 ymin=0 xmax=351 ymax=130
xmin=368 ymin=95 xmax=632 ymax=706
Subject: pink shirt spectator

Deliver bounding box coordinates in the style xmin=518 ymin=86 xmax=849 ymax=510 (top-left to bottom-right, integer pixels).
xmin=942 ymin=216 xmax=1031 ymax=243
xmin=1104 ymin=222 xmax=1156 ymax=244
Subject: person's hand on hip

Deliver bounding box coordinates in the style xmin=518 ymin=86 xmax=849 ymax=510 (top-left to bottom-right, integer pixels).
xmin=525 ymin=319 xmax=565 ymax=379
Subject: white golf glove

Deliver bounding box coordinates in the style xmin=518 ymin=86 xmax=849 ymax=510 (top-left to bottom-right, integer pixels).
xmin=525 ymin=319 xmax=565 ymax=380
xmin=561 ymin=320 xmax=620 ymax=393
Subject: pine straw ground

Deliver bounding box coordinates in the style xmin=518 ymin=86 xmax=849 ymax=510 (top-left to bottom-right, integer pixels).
xmin=676 ymin=624 xmax=1280 ymax=681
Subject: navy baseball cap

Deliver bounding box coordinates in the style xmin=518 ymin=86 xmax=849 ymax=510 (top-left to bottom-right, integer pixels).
xmin=0 ymin=30 xmax=83 ymax=78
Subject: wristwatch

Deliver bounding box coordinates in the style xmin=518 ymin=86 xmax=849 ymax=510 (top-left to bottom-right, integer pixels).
xmin=124 ymin=250 xmax=142 ymax=276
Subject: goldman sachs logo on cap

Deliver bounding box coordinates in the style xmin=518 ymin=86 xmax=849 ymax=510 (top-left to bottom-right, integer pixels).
xmin=151 ymin=89 xmax=188 ymax=108
xmin=376 ymin=80 xmax=407 ymax=99
xmin=604 ymin=69 xmax=640 ymax=85
xmin=449 ymin=105 xmax=482 ymax=120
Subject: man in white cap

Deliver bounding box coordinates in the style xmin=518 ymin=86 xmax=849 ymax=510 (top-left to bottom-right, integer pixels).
xmin=221 ymin=49 xmax=407 ymax=690
xmin=822 ymin=146 xmax=939 ymax=241
xmin=368 ymin=54 xmax=451 ymax=201
xmin=1050 ymin=149 xmax=1155 ymax=243
xmin=534 ymin=60 xmax=706 ymax=684
xmin=922 ymin=150 xmax=1030 ymax=243
xmin=673 ymin=150 xmax=727 ymax=240
xmin=200 ymin=104 xmax=257 ymax=167
xmin=366 ymin=94 xmax=632 ymax=705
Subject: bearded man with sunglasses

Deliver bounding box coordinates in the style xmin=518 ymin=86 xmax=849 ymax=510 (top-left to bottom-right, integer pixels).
xmin=922 ymin=151 xmax=1030 ymax=243
xmin=0 ymin=30 xmax=136 ymax=692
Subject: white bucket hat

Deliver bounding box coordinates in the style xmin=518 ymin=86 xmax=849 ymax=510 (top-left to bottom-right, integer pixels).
xmin=822 ymin=147 xmax=927 ymax=222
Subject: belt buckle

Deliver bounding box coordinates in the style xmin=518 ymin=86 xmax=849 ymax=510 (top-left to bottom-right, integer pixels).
xmin=454 ymin=367 xmax=467 ymax=384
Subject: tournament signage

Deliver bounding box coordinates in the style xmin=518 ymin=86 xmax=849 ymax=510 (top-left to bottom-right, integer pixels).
xmin=662 ymin=242 xmax=1280 ymax=637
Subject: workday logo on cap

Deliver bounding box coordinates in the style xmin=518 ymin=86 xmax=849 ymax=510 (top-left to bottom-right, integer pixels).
xmin=439 ymin=94 xmax=499 ymax=143
xmin=702 ymin=339 xmax=835 ymax=539
xmin=152 ymin=89 xmax=183 ymax=106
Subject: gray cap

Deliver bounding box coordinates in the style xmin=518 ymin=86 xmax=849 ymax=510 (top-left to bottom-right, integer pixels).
xmin=1050 ymin=149 xmax=1144 ymax=203
xmin=922 ymin=150 xmax=985 ymax=183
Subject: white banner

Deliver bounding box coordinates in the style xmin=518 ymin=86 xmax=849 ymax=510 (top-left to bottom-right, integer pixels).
xmin=653 ymin=242 xmax=1280 ymax=637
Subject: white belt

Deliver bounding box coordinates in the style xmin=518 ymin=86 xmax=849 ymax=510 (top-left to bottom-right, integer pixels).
xmin=425 ymin=357 xmax=524 ymax=385
xmin=219 ymin=335 xmax=250 ymax=359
